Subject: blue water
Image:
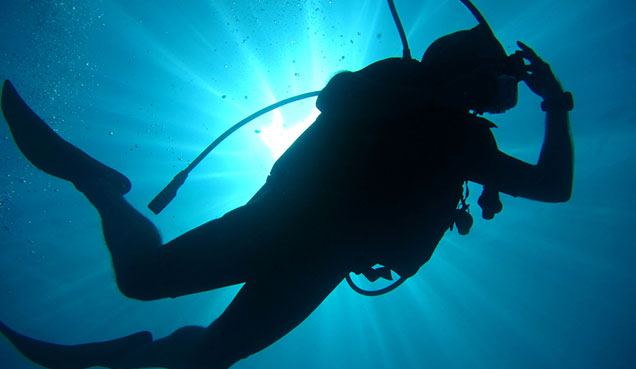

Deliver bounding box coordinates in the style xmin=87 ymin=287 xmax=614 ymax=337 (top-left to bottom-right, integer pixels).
xmin=0 ymin=1 xmax=634 ymax=368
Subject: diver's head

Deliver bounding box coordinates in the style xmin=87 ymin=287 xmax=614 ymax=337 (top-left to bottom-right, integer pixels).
xmin=421 ymin=24 xmax=524 ymax=114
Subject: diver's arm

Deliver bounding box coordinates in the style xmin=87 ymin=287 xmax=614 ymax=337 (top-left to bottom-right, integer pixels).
xmin=469 ymin=113 xmax=572 ymax=203
xmin=535 ymin=107 xmax=573 ymax=201
xmin=470 ymin=42 xmax=573 ymax=202
xmin=519 ymin=41 xmax=573 ymax=202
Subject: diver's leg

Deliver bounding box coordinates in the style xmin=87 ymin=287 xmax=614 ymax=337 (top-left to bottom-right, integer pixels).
xmin=115 ymin=260 xmax=348 ymax=369
xmin=1 ymin=79 xmax=257 ymax=300
xmin=207 ymin=259 xmax=348 ymax=367
xmin=1 ymin=80 xmax=165 ymax=300
xmin=88 ymin=186 xmax=275 ymax=301
xmin=79 ymin=180 xmax=167 ymax=301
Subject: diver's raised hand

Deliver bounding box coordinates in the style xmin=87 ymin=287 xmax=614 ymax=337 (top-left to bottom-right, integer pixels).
xmin=516 ymin=41 xmax=563 ymax=100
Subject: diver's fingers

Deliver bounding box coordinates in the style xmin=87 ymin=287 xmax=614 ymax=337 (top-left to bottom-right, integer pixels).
xmin=516 ymin=41 xmax=544 ymax=63
xmin=518 ymin=71 xmax=532 ymax=82
xmin=517 ymin=41 xmax=536 ymax=55
xmin=518 ymin=49 xmax=541 ymax=64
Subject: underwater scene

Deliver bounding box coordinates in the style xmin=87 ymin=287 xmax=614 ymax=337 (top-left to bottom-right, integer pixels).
xmin=0 ymin=0 xmax=634 ymax=368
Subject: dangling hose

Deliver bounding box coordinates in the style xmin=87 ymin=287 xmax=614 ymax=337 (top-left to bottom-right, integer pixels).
xmin=148 ymin=90 xmax=320 ymax=214
xmin=346 ymin=272 xmax=407 ymax=297
xmin=458 ymin=0 xmax=491 ymax=31
xmin=388 ymin=0 xmax=411 ymax=60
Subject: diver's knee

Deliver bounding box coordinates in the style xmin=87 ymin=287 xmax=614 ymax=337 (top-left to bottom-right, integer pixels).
xmin=117 ymin=275 xmax=164 ymax=301
xmin=119 ymin=284 xmax=160 ymax=301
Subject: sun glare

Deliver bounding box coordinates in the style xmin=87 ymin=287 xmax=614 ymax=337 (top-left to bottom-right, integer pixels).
xmin=258 ymin=105 xmax=321 ymax=160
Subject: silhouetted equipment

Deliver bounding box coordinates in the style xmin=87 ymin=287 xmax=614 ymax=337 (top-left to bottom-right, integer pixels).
xmin=478 ymin=186 xmax=503 ymax=220
xmin=345 ymin=267 xmax=407 ymax=297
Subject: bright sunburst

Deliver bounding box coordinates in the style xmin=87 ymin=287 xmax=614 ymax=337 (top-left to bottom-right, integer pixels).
xmin=257 ymin=105 xmax=320 ymax=160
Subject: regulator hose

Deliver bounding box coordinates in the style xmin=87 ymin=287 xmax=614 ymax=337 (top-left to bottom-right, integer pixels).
xmin=346 ymin=273 xmax=407 ymax=297
xmin=148 ymin=90 xmax=320 ymax=214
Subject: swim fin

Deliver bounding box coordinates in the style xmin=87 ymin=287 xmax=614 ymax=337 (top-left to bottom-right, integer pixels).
xmin=0 ymin=80 xmax=131 ymax=194
xmin=0 ymin=321 xmax=152 ymax=369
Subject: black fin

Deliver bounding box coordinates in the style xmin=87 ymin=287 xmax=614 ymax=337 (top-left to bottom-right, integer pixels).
xmin=0 ymin=321 xmax=152 ymax=369
xmin=1 ymin=80 xmax=131 ymax=194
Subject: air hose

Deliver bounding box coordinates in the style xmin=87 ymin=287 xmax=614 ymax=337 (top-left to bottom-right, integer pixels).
xmin=346 ymin=272 xmax=407 ymax=297
xmin=148 ymin=90 xmax=320 ymax=214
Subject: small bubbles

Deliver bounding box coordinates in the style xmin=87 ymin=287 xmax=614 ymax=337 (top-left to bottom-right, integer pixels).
xmin=221 ymin=95 xmax=227 ymax=99
xmin=108 ymin=131 xmax=114 ymax=136
xmin=255 ymin=129 xmax=261 ymax=134
xmin=377 ymin=33 xmax=382 ymax=39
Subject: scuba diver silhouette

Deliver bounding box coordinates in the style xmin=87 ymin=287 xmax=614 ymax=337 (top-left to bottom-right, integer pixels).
xmin=0 ymin=1 xmax=573 ymax=368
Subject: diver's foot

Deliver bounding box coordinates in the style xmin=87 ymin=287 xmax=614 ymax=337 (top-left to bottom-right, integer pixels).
xmin=1 ymin=80 xmax=131 ymax=195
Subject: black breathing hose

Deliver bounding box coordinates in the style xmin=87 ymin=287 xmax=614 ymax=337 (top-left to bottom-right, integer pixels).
xmin=346 ymin=273 xmax=407 ymax=297
xmin=147 ymin=90 xmax=320 ymax=214
xmin=387 ymin=0 xmax=412 ymax=60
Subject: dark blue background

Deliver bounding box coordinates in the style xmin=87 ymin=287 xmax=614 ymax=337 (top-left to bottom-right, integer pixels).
xmin=1 ymin=1 xmax=634 ymax=368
